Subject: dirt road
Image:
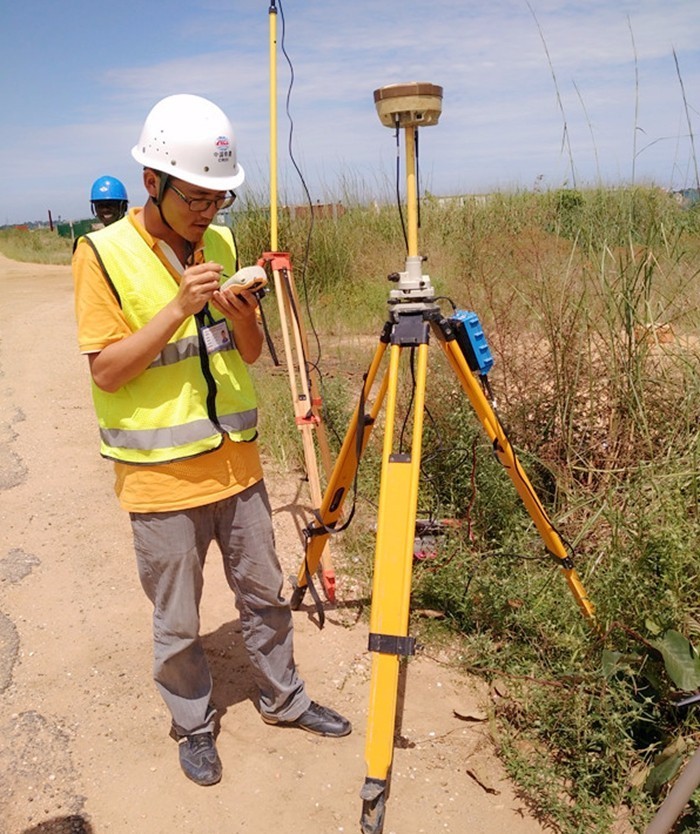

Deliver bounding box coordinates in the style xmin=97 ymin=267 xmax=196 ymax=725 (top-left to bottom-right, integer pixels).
xmin=0 ymin=252 xmax=548 ymax=834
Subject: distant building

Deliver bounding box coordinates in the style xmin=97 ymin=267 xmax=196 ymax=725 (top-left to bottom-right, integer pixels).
xmin=283 ymin=202 xmax=346 ymax=221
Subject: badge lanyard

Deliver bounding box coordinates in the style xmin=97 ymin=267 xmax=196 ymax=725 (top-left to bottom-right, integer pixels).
xmin=183 ymin=245 xmax=233 ymax=355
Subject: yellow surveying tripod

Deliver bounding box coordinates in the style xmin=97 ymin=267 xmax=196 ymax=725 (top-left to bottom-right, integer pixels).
xmin=290 ymin=82 xmax=596 ymax=834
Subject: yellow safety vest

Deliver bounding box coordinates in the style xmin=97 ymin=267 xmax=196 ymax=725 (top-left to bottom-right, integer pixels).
xmin=84 ymin=218 xmax=258 ymax=464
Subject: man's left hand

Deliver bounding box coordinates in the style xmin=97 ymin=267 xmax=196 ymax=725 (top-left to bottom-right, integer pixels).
xmin=211 ymin=287 xmax=259 ymax=322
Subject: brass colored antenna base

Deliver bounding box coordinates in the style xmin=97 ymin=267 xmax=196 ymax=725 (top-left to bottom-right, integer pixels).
xmin=373 ymin=82 xmax=443 ymax=129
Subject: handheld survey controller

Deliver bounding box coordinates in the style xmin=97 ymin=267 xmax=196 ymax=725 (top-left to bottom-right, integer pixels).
xmin=220 ymin=265 xmax=268 ymax=295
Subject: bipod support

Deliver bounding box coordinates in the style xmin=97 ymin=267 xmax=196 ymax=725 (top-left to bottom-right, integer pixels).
xmin=257 ymin=250 xmax=337 ymax=603
xmin=265 ymin=7 xmax=336 ymax=603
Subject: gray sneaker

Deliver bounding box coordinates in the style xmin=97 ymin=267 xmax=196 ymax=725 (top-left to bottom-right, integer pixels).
xmin=178 ymin=732 xmax=222 ymax=786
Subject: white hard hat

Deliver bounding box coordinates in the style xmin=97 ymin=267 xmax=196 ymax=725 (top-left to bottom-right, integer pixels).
xmin=131 ymin=94 xmax=245 ymax=190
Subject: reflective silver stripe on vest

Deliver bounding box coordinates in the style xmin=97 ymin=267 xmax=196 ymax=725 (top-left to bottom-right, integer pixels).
xmin=149 ymin=335 xmax=236 ymax=368
xmin=100 ymin=409 xmax=257 ymax=451
xmin=149 ymin=335 xmax=201 ymax=368
xmin=218 ymin=409 xmax=258 ymax=434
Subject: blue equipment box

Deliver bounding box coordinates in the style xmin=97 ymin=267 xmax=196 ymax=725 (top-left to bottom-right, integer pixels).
xmin=449 ymin=310 xmax=494 ymax=375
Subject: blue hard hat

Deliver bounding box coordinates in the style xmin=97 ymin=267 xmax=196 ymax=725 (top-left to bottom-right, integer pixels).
xmin=90 ymin=176 xmax=128 ymax=202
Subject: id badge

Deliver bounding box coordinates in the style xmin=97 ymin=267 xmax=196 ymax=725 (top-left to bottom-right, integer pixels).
xmin=201 ymin=319 xmax=232 ymax=354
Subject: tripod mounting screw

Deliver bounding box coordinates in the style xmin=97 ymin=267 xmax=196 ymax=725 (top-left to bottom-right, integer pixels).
xmin=373 ymin=82 xmax=443 ymax=129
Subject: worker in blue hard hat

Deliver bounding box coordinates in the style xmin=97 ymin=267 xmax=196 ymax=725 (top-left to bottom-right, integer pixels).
xmin=90 ymin=176 xmax=129 ymax=226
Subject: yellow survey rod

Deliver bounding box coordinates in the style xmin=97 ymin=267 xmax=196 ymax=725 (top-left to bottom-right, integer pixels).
xmin=437 ymin=334 xmax=596 ymax=621
xmin=269 ymin=3 xmax=278 ymax=251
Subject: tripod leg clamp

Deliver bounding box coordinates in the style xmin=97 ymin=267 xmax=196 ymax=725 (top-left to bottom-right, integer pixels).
xmin=368 ymin=633 xmax=416 ymax=656
xmin=548 ymin=548 xmax=575 ymax=570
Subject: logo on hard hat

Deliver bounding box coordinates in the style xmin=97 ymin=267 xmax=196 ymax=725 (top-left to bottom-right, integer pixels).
xmin=214 ymin=135 xmax=232 ymax=162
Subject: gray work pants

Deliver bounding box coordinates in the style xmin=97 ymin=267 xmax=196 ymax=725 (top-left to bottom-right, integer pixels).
xmin=130 ymin=480 xmax=310 ymax=737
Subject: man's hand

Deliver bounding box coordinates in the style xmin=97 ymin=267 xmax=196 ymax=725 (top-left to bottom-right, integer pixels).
xmin=211 ymin=287 xmax=263 ymax=364
xmin=211 ymin=286 xmax=259 ymax=322
xmin=173 ymin=261 xmax=224 ymax=318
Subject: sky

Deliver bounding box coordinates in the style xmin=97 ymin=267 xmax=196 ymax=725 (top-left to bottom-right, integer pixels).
xmin=1 ymin=0 xmax=699 ymax=225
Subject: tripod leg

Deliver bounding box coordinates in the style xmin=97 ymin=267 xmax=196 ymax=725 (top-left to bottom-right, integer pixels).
xmin=361 ymin=333 xmax=429 ymax=834
xmin=437 ymin=334 xmax=596 ymax=621
xmin=291 ymin=330 xmax=390 ymax=607
xmin=279 ymin=267 xmax=337 ymax=598
xmin=278 ymin=263 xmax=334 ymax=476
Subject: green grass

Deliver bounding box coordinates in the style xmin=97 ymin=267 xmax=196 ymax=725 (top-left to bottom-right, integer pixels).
xmin=0 ymin=226 xmax=73 ymax=264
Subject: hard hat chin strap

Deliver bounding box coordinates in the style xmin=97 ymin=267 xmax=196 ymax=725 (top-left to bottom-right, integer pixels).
xmin=152 ymin=172 xmax=170 ymax=207
xmin=149 ymin=170 xmax=194 ymax=263
xmin=151 ymin=172 xmax=177 ymax=234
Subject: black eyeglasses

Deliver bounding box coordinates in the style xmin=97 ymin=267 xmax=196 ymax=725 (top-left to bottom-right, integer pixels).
xmin=168 ymin=182 xmax=236 ymax=212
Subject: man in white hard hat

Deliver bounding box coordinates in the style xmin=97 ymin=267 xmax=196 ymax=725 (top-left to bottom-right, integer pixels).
xmin=72 ymin=94 xmax=351 ymax=787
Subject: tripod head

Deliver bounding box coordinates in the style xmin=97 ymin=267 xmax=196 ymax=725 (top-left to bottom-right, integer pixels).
xmin=373 ymin=82 xmax=443 ymax=312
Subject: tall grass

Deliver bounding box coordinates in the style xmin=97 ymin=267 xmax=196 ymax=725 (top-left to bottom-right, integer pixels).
xmin=0 ymin=227 xmax=73 ymax=264
xmin=240 ymin=186 xmax=700 ymax=833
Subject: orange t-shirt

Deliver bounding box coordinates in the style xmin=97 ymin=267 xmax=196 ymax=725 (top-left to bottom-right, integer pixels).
xmin=72 ymin=209 xmax=263 ymax=513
